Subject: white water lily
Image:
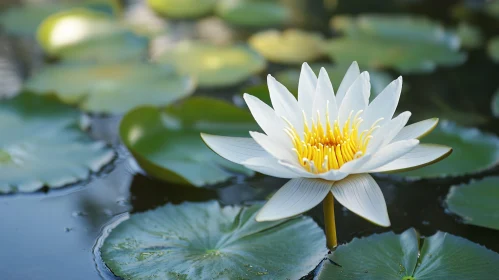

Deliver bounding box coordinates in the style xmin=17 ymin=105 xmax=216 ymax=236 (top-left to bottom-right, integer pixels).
xmin=201 ymin=62 xmax=452 ymax=227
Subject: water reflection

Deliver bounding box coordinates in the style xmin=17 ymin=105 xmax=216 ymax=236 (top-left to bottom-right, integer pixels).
xmin=0 ymin=160 xmax=133 ymax=279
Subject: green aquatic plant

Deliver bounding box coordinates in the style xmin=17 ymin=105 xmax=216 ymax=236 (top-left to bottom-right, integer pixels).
xmin=100 ymin=201 xmax=326 ymax=279
xmin=0 ymin=94 xmax=114 ymax=193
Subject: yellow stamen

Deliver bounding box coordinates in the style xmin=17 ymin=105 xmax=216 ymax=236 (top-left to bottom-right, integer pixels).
xmin=285 ymin=110 xmax=379 ymax=173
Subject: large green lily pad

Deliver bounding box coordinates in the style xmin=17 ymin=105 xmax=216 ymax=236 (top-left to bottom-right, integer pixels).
xmin=101 ymin=201 xmax=326 ymax=280
xmin=248 ymin=29 xmax=325 ymax=64
xmin=0 ymin=0 xmax=119 ymax=36
xmin=446 ymin=177 xmax=499 ymax=230
xmin=119 ymin=97 xmax=258 ymax=186
xmin=215 ymin=0 xmax=291 ymax=28
xmin=325 ymin=15 xmax=466 ymax=73
xmin=397 ymin=121 xmax=499 ymax=179
xmin=488 ymin=37 xmax=499 ymax=63
xmin=37 ymin=8 xmax=127 ymax=56
xmin=56 ymin=31 xmax=149 ymax=62
xmin=147 ymin=0 xmax=217 ymax=19
xmin=25 ymin=62 xmax=194 ymax=114
xmin=156 ymin=41 xmax=265 ymax=88
xmin=0 ymin=94 xmax=115 ymax=193
xmin=318 ymin=228 xmax=499 ymax=279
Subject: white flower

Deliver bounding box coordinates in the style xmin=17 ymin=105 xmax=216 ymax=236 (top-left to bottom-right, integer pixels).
xmin=201 ymin=62 xmax=452 ymax=226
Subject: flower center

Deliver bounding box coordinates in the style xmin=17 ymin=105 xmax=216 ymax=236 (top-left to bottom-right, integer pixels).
xmin=284 ymin=109 xmax=381 ymax=174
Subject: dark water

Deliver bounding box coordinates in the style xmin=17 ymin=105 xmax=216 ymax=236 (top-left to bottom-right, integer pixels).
xmin=1 ymin=0 xmax=499 ymax=279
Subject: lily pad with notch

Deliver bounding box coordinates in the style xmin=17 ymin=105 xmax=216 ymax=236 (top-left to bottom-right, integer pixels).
xmin=156 ymin=41 xmax=265 ymax=88
xmin=100 ymin=201 xmax=326 ymax=279
xmin=0 ymin=94 xmax=115 ymax=193
xmin=119 ymin=97 xmax=259 ymax=187
xmin=25 ymin=62 xmax=194 ymax=114
xmin=445 ymin=176 xmax=499 ymax=230
xmin=325 ymin=15 xmax=466 ymax=73
xmin=395 ymin=121 xmax=499 ymax=179
xmin=318 ymin=228 xmax=499 ymax=279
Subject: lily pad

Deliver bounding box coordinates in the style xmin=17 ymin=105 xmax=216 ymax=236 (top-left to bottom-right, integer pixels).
xmin=25 ymin=62 xmax=194 ymax=114
xmin=0 ymin=94 xmax=115 ymax=193
xmin=455 ymin=22 xmax=483 ymax=49
xmin=446 ymin=177 xmax=499 ymax=230
xmin=318 ymin=228 xmax=499 ymax=279
xmin=37 ymin=8 xmax=127 ymax=56
xmin=215 ymin=0 xmax=291 ymax=28
xmin=326 ymin=15 xmax=466 ymax=73
xmin=492 ymin=89 xmax=499 ymax=118
xmin=147 ymin=0 xmax=217 ymax=19
xmin=119 ymin=97 xmax=258 ymax=186
xmin=156 ymin=41 xmax=265 ymax=88
xmin=248 ymin=29 xmax=325 ymax=64
xmin=0 ymin=0 xmax=119 ymax=36
xmin=57 ymin=31 xmax=148 ymax=62
xmin=396 ymin=121 xmax=499 ymax=179
xmin=101 ymin=201 xmax=325 ymax=279
xmin=488 ymin=37 xmax=499 ymax=63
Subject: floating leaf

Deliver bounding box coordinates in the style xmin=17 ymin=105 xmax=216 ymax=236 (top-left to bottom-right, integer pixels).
xmin=25 ymin=62 xmax=194 ymax=114
xmin=0 ymin=0 xmax=119 ymax=36
xmin=0 ymin=94 xmax=114 ymax=193
xmin=216 ymin=0 xmax=291 ymax=28
xmin=156 ymin=41 xmax=265 ymax=88
xmin=326 ymin=15 xmax=466 ymax=73
xmin=56 ymin=31 xmax=148 ymax=62
xmin=488 ymin=37 xmax=499 ymax=63
xmin=397 ymin=121 xmax=499 ymax=179
xmin=147 ymin=0 xmax=217 ymax=19
xmin=446 ymin=177 xmax=499 ymax=230
xmin=455 ymin=22 xmax=483 ymax=49
xmin=248 ymin=29 xmax=325 ymax=64
xmin=37 ymin=8 xmax=126 ymax=56
xmin=119 ymin=97 xmax=258 ymax=186
xmin=318 ymin=228 xmax=499 ymax=279
xmin=100 ymin=201 xmax=326 ymax=279
xmin=492 ymin=89 xmax=499 ymax=118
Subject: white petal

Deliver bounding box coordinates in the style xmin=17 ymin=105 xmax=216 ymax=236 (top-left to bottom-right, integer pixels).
xmin=201 ymin=134 xmax=269 ymax=164
xmin=318 ymin=169 xmax=349 ymax=181
xmin=278 ymin=160 xmax=317 ymax=178
xmin=255 ymin=178 xmax=332 ymax=221
xmin=356 ymin=139 xmax=419 ymax=173
xmin=338 ymin=72 xmax=370 ymax=124
xmin=391 ymin=118 xmax=439 ymax=142
xmin=249 ymin=131 xmax=295 ymax=163
xmin=267 ymin=75 xmax=302 ymax=131
xmin=331 ymin=174 xmax=390 ymax=227
xmin=367 ymin=111 xmax=411 ymax=154
xmin=370 ymin=144 xmax=452 ymax=173
xmin=242 ymin=157 xmax=301 ymax=178
xmin=243 ymin=93 xmax=291 ymax=147
xmin=336 ymin=61 xmax=360 ymax=105
xmin=298 ymin=62 xmax=317 ymax=117
xmin=312 ymin=68 xmax=338 ymax=127
xmin=361 ymin=76 xmax=402 ymax=131
xmin=319 ymin=155 xmax=373 ymax=181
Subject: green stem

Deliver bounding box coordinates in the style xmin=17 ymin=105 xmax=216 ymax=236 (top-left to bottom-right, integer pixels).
xmin=323 ymin=192 xmax=338 ymax=249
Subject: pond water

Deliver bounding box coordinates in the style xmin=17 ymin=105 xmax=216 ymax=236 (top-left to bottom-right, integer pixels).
xmin=1 ymin=0 xmax=499 ymax=279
